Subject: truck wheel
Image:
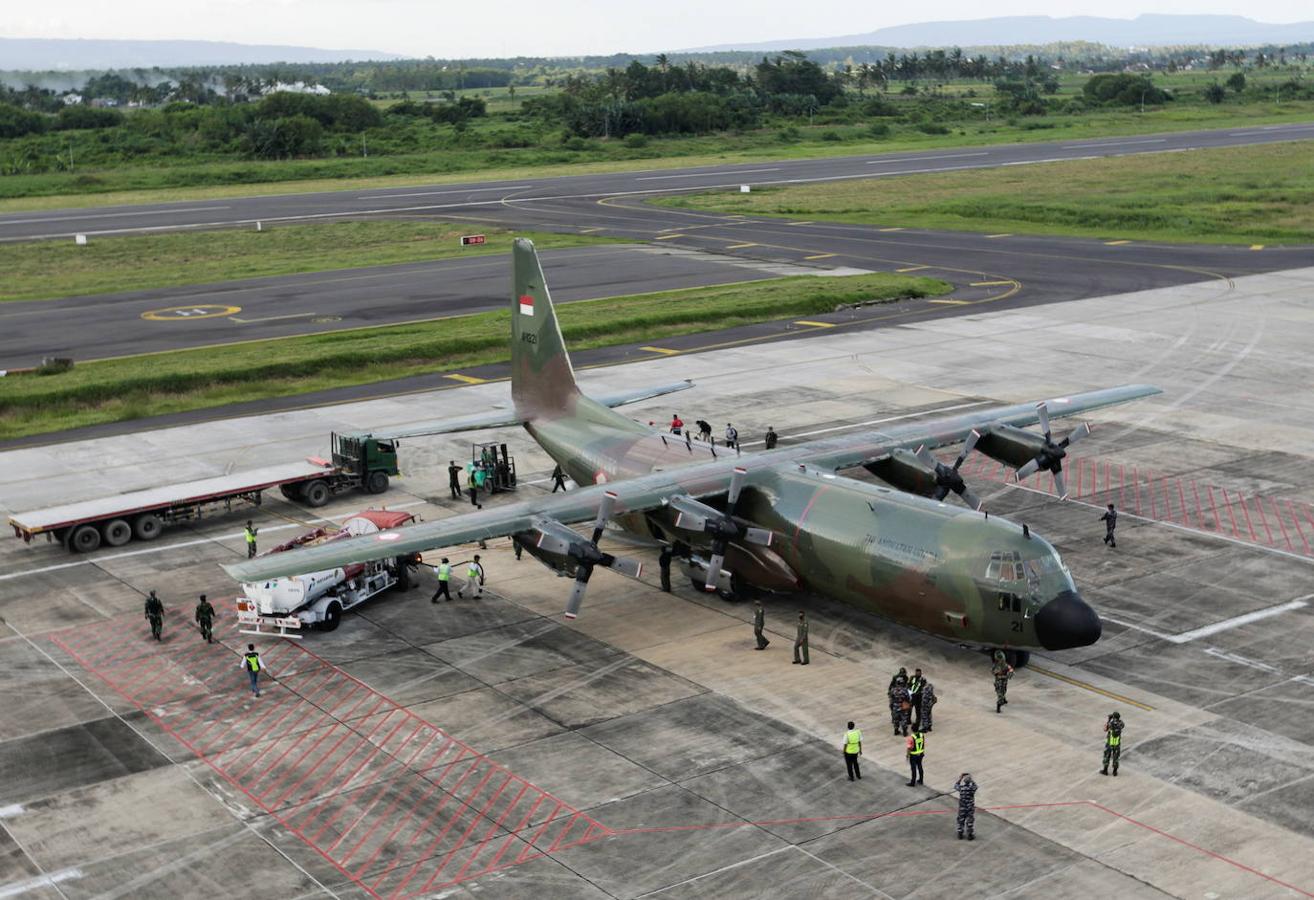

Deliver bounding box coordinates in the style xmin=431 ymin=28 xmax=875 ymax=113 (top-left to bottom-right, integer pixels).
xmin=302 ymin=481 xmax=330 ymax=508
xmin=133 ymin=514 xmax=163 ymax=541
xmin=70 ymin=524 xmax=102 ymax=553
xmin=321 ymin=601 xmax=342 ymax=632
xmin=101 ymin=519 xmax=132 ymax=547
xmin=366 ymin=471 xmax=389 ymax=495
xmin=395 ymin=558 xmax=412 ymax=591
xmin=279 ymin=484 xmax=303 ymax=501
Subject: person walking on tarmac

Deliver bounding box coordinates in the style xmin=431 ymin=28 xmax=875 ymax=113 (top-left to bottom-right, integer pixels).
xmin=992 ymin=651 xmax=1015 ymax=713
xmin=551 ymin=464 xmax=568 ymax=492
xmin=448 ymin=460 xmax=463 ymax=500
xmin=431 ymin=558 xmax=453 ymax=602
xmin=195 ymin=594 xmax=215 ymax=643
xmin=724 ymin=423 xmax=739 ymax=451
xmin=244 ymin=520 xmax=259 ymax=558
xmin=144 ymin=590 xmax=164 ymax=641
xmin=1101 ymin=712 xmax=1125 ymax=776
xmin=906 ymin=729 xmax=926 ymax=786
xmin=467 ymin=469 xmax=483 ymax=509
xmin=909 ymin=668 xmax=926 ymax=727
xmin=1100 ymin=503 xmax=1118 ymax=548
xmin=953 ymin=773 xmax=977 ymax=839
xmin=658 ymin=545 xmax=673 ymax=592
xmin=764 ymin=427 xmax=779 ymax=450
xmin=843 ymin=721 xmax=863 ymax=781
xmin=792 ymin=611 xmax=809 ymax=665
xmin=241 ymin=644 xmax=266 ymax=697
xmin=458 ymin=554 xmax=484 ymax=599
xmin=753 ymin=600 xmax=770 ymax=650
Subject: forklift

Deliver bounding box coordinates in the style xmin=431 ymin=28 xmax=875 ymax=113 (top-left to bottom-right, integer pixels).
xmin=472 ymin=442 xmax=517 ymax=495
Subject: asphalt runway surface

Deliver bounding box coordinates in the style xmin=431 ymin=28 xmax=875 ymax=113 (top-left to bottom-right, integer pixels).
xmin=4 ymin=120 xmax=1314 ymax=243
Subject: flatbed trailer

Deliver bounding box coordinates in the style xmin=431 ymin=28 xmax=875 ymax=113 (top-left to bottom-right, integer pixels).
xmin=8 ymin=433 xmax=400 ymax=553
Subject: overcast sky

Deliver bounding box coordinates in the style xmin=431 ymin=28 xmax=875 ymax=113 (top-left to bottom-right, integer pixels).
xmin=4 ymin=1 xmax=1314 ymax=57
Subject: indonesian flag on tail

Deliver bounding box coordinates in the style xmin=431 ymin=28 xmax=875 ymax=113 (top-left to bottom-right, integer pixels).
xmin=519 ymin=294 xmax=535 ymax=317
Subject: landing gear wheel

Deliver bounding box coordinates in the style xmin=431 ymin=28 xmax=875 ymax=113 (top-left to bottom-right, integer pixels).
xmin=1003 ymin=649 xmax=1031 ymax=668
xmin=366 ymin=470 xmax=389 ymax=494
xmin=133 ymin=514 xmax=163 ymax=541
xmin=101 ymin=518 xmax=132 ymax=547
xmin=302 ymin=480 xmax=330 ymax=508
xmin=70 ymin=524 xmax=101 ymax=553
xmin=321 ymin=601 xmax=342 ymax=632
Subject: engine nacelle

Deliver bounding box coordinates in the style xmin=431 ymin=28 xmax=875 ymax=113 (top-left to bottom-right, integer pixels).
xmin=864 ymin=448 xmax=939 ymax=496
xmin=974 ymin=424 xmax=1049 ymax=469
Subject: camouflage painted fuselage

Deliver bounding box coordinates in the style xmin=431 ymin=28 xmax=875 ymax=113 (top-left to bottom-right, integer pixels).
xmin=527 ymin=400 xmax=1073 ymax=650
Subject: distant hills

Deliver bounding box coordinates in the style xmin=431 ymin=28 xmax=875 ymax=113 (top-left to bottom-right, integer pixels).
xmin=0 ymin=38 xmax=402 ymax=71
xmin=689 ymin=14 xmax=1314 ymax=52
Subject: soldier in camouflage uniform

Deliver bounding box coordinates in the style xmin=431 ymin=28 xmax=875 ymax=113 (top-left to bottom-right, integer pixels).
xmin=1101 ymin=711 xmax=1124 ymax=776
xmin=888 ymin=667 xmax=909 ymax=692
xmin=889 ymin=682 xmax=912 ymax=736
xmin=992 ymin=650 xmax=1014 ymax=713
xmin=953 ymin=773 xmax=977 ymax=840
xmin=919 ymin=680 xmax=937 ymax=732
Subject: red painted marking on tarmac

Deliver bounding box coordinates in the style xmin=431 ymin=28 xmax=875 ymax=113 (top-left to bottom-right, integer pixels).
xmin=1223 ymin=489 xmax=1241 ymax=538
xmin=414 ymin=772 xmax=517 ymax=894
xmin=1132 ymin=467 xmax=1141 ymax=515
xmin=1147 ymin=470 xmax=1156 ymax=519
xmin=1118 ymin=463 xmax=1125 ymax=508
xmin=1177 ymin=480 xmax=1190 ymax=528
xmin=1192 ymin=481 xmax=1206 ymax=531
xmin=1269 ymin=497 xmax=1294 ymax=551
xmin=1238 ymin=492 xmax=1258 ymax=542
xmin=1074 ymin=458 xmax=1083 ymax=498
xmin=1286 ymin=499 xmax=1310 ymax=555
xmin=1253 ymin=496 xmax=1275 ymax=546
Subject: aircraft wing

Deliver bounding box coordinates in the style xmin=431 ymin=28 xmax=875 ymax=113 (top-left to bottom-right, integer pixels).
xmin=222 ymin=453 xmax=752 ymax=584
xmin=368 ymin=380 xmax=693 ymax=441
xmin=794 ymin=384 xmax=1161 ymax=471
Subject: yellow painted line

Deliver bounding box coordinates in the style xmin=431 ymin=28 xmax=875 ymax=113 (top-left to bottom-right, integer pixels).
xmin=878 ymin=227 xmax=904 ymax=232
xmin=655 ymin=234 xmax=684 ymax=241
xmin=804 ymin=253 xmax=836 ymax=260
xmin=1030 ymin=665 xmax=1155 ymax=712
xmin=141 ymin=304 xmax=241 ymax=321
xmin=579 ymin=227 xmax=603 ymax=233
xmin=1250 ymin=244 xmax=1265 ymax=251
xmin=794 ymin=320 xmax=836 ymax=328
xmin=1104 ymin=239 xmax=1132 ymax=246
xmin=726 ymin=242 xmax=758 ymax=250
xmin=896 ymin=265 xmax=929 ymax=273
xmin=985 ymin=233 xmax=1012 ymax=239
xmin=443 ymin=373 xmax=487 ymax=384
xmin=970 ymin=280 xmax=1016 ymax=287
xmin=929 ymin=299 xmax=971 ymax=306
xmin=640 ymin=346 xmax=680 ymax=355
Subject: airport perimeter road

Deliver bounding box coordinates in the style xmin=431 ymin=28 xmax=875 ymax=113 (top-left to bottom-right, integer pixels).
xmin=3 ymin=121 xmax=1314 ymax=242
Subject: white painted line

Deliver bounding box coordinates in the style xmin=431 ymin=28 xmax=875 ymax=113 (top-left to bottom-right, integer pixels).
xmin=1202 ymin=646 xmax=1283 ymax=674
xmin=1171 ymin=597 xmax=1309 ymax=643
xmin=357 ymin=184 xmax=532 ymax=200
xmin=0 ymin=500 xmax=427 ymax=583
xmin=865 ymin=152 xmax=989 ymax=164
xmin=0 ymin=804 xmax=22 ymax=818
xmin=1060 ymin=138 xmax=1167 ymax=149
xmin=0 ymin=206 xmax=230 ymax=226
xmin=0 ymin=868 xmax=82 ymax=898
xmin=636 ymin=168 xmax=781 ymax=181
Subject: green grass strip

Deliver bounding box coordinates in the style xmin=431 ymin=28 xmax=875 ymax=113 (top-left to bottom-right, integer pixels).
xmin=0 ymin=272 xmax=949 ymax=440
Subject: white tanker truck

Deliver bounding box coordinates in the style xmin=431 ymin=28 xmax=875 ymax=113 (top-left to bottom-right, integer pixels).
xmin=236 ymin=509 xmax=418 ymax=636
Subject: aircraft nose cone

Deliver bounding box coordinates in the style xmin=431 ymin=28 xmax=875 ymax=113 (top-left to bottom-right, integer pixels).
xmin=1033 ymin=590 xmax=1102 ymax=650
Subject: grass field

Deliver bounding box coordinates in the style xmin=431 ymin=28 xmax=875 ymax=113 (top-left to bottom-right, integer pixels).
xmin=0 ymin=222 xmax=616 ymax=303
xmin=657 ymin=141 xmax=1314 ymax=244
xmin=2 ymin=99 xmax=1312 ymax=212
xmin=0 ymin=272 xmax=949 ymax=440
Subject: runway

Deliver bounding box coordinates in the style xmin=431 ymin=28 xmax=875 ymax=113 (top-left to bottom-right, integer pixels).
xmin=4 ymin=121 xmax=1314 ymax=243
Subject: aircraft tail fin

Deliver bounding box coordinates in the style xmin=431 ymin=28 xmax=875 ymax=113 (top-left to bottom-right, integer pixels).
xmin=512 ymin=238 xmax=580 ymax=419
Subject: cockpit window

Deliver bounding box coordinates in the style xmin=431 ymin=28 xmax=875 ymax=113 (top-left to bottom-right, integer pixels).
xmin=985 ymin=550 xmax=1022 ymax=581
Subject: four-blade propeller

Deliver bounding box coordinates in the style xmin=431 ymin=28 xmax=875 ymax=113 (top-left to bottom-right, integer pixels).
xmin=532 ymin=491 xmax=643 ymax=619
xmin=915 ymin=428 xmax=983 ymax=510
xmin=1014 ymin=402 xmax=1091 ymax=499
xmin=670 ymin=467 xmax=773 ymax=592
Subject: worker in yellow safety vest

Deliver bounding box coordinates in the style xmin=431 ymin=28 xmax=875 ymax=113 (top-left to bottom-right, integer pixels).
xmin=244 ymin=520 xmax=259 ymax=558
xmin=458 ymin=554 xmax=484 ymax=599
xmin=241 ymin=644 xmax=267 ymax=696
xmin=431 ymin=558 xmax=453 ymax=603
xmin=906 ymin=730 xmax=925 ymax=786
xmin=842 ymin=721 xmax=863 ymax=781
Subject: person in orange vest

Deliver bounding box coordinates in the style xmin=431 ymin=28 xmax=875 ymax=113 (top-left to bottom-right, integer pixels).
xmin=669 ymin=414 xmax=683 ymax=435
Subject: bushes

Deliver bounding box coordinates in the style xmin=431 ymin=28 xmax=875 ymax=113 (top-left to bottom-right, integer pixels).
xmin=0 ymin=103 xmax=46 ymax=139
xmin=241 ymin=115 xmax=324 ymax=159
xmin=1082 ymin=74 xmax=1169 ymax=106
xmin=256 ymin=92 xmax=382 ymax=131
xmin=54 ymin=106 xmax=124 ymax=131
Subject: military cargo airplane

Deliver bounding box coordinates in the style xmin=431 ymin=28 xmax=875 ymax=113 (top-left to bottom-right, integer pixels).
xmin=225 ymin=239 xmax=1160 ymax=661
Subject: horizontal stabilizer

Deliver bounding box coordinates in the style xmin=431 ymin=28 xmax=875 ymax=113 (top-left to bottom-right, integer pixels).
xmin=364 ymin=379 xmax=693 ymax=441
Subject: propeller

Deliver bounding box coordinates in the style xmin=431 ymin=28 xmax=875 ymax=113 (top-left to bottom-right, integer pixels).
xmin=533 ymin=491 xmax=643 ymax=618
xmin=914 ymin=429 xmax=983 ymax=510
xmin=671 ymin=467 xmax=773 ymax=592
xmin=1014 ymin=403 xmax=1092 ymax=500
